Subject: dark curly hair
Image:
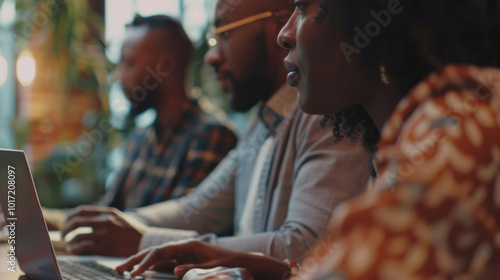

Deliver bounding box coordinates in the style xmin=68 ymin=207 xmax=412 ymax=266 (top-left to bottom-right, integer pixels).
xmin=314 ymin=0 xmax=500 ymax=177
xmin=319 ymin=105 xmax=380 ymax=177
xmin=127 ymin=14 xmax=194 ymax=72
xmin=319 ymin=0 xmax=500 ymax=94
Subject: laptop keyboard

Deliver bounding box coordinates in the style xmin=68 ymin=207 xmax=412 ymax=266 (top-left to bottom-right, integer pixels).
xmin=59 ymin=261 xmax=124 ymax=280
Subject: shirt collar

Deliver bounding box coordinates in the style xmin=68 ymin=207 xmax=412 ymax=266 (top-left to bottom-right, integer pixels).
xmin=153 ymin=99 xmax=200 ymax=134
xmin=258 ymin=84 xmax=298 ymax=135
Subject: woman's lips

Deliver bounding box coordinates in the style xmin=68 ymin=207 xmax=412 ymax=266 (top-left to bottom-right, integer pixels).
xmin=285 ymin=61 xmax=301 ymax=87
xmin=287 ymin=70 xmax=301 ymax=87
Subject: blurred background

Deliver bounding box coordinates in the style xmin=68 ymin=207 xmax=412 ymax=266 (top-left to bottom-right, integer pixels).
xmin=0 ymin=0 xmax=246 ymax=208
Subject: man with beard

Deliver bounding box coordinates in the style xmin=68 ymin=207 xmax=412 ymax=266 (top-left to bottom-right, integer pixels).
xmin=97 ymin=15 xmax=237 ymax=211
xmin=61 ymin=0 xmax=375 ymax=262
xmin=42 ymin=15 xmax=238 ymax=230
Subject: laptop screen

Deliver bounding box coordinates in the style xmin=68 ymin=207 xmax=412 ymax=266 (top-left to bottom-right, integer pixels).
xmin=0 ymin=149 xmax=63 ymax=280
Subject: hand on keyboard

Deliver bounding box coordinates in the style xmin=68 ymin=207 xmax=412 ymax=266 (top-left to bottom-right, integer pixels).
xmin=116 ymin=240 xmax=285 ymax=279
xmin=62 ymin=205 xmax=148 ymax=257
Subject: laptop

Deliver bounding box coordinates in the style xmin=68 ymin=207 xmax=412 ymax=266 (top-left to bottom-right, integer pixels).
xmin=0 ymin=149 xmax=177 ymax=280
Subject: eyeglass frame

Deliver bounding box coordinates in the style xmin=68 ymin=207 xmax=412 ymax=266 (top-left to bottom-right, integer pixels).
xmin=206 ymin=10 xmax=291 ymax=47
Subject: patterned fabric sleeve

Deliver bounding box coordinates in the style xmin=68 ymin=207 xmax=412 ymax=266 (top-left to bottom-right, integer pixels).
xmin=100 ymin=105 xmax=238 ymax=210
xmin=166 ymin=124 xmax=238 ymax=200
xmin=301 ymin=65 xmax=500 ymax=280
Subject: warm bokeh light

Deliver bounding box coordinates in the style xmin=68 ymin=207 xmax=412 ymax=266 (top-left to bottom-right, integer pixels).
xmin=208 ymin=38 xmax=217 ymax=47
xmin=0 ymin=55 xmax=7 ymax=86
xmin=16 ymin=51 xmax=36 ymax=86
xmin=0 ymin=0 xmax=16 ymax=27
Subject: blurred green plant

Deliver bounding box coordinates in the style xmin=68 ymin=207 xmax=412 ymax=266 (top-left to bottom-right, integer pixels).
xmin=13 ymin=0 xmax=111 ymax=95
xmin=11 ymin=0 xmax=121 ymax=207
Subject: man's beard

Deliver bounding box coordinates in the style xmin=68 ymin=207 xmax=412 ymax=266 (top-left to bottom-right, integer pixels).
xmin=127 ymin=91 xmax=155 ymax=119
xmin=229 ymin=76 xmax=271 ymax=113
xmin=319 ymin=105 xmax=380 ymax=177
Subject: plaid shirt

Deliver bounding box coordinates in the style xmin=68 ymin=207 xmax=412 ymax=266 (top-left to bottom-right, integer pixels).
xmin=100 ymin=100 xmax=237 ymax=211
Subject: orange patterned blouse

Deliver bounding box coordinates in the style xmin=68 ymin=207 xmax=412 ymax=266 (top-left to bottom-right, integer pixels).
xmin=298 ymin=65 xmax=500 ymax=280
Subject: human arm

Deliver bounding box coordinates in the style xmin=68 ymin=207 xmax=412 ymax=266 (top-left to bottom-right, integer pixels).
xmin=131 ymin=150 xmax=239 ymax=248
xmin=101 ymin=121 xmax=237 ymax=207
xmin=61 ymin=206 xmax=148 ymax=256
xmin=115 ymin=240 xmax=288 ymax=280
xmin=167 ymin=124 xmax=237 ymax=199
xmin=183 ymin=113 xmax=371 ymax=262
xmin=62 ymin=150 xmax=239 ymax=256
xmin=299 ymin=182 xmax=497 ymax=280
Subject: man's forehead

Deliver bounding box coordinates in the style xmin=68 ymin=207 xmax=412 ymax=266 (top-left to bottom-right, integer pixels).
xmin=123 ymin=26 xmax=150 ymax=41
xmin=214 ymin=0 xmax=250 ymax=26
xmin=213 ymin=0 xmax=291 ymax=26
xmin=120 ymin=26 xmax=154 ymax=55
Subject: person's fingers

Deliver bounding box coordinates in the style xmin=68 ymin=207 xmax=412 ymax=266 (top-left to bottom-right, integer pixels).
xmin=116 ymin=250 xmax=152 ymax=274
xmin=116 ymin=248 xmax=191 ymax=275
xmin=65 ymin=205 xmax=113 ymax=221
xmin=150 ymin=259 xmax=178 ymax=272
xmin=116 ymin=241 xmax=206 ymax=277
xmin=65 ymin=239 xmax=102 ymax=255
xmin=62 ymin=216 xmax=92 ymax=238
xmin=62 ymin=214 xmax=116 ymax=238
xmin=67 ymin=232 xmax=102 ymax=246
xmin=129 ymin=248 xmax=172 ymax=277
xmin=61 ymin=217 xmax=97 ymax=239
xmin=65 ymin=232 xmax=109 ymax=255
xmin=129 ymin=244 xmax=195 ymax=277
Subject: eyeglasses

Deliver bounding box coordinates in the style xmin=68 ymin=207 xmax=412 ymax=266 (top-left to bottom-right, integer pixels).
xmin=206 ymin=11 xmax=287 ymax=47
